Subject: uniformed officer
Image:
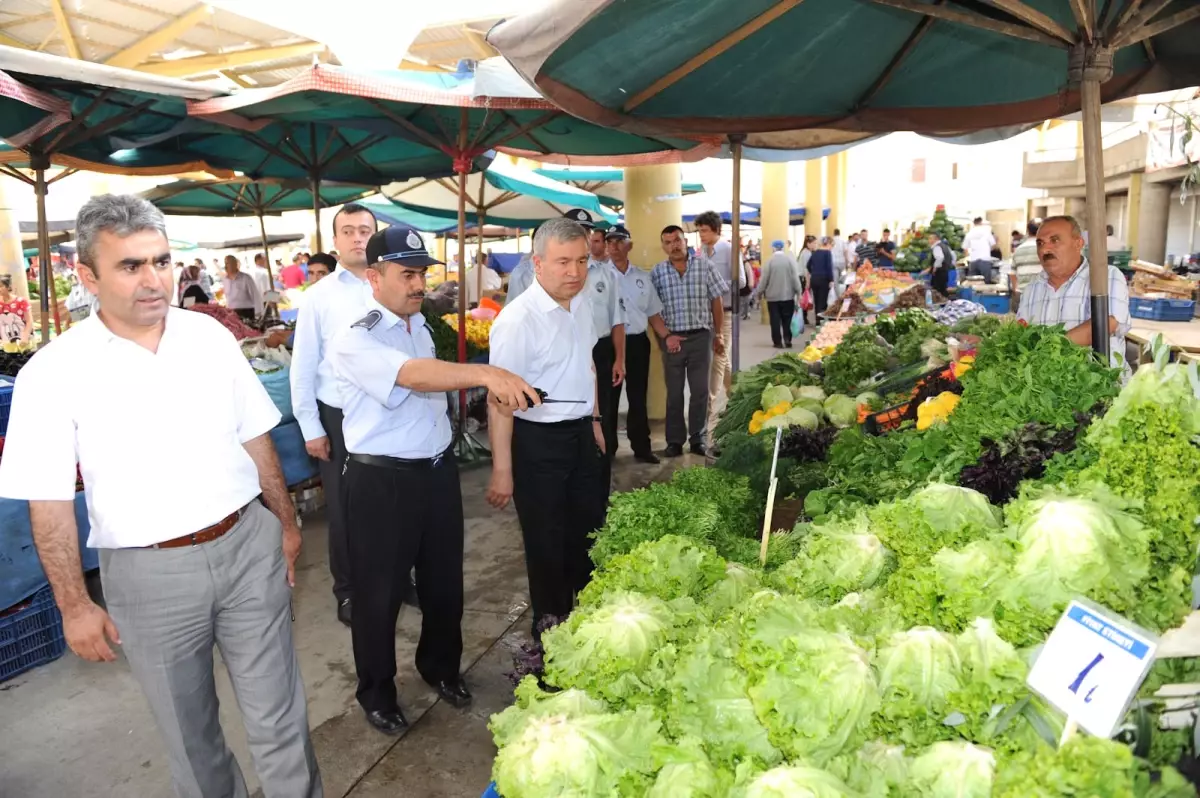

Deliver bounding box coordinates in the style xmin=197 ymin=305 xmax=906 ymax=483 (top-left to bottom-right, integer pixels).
xmin=330 ymin=225 xmax=538 ymax=736
xmin=606 ymin=225 xmax=673 ymax=464
xmin=486 ymin=217 xmax=607 ymax=637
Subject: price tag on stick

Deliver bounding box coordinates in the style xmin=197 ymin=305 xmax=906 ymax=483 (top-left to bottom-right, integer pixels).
xmin=1026 ymin=599 xmax=1159 ymax=739
xmin=758 ymin=427 xmax=783 ymax=566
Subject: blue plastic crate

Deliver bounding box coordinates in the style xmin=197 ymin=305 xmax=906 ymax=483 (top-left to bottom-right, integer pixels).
xmin=979 ymin=294 xmax=1012 ymax=314
xmin=0 ymin=585 xmax=66 ymax=683
xmin=0 ymin=377 xmax=13 ymax=437
xmin=1129 ymin=297 xmax=1195 ymax=322
xmin=482 ymin=783 xmax=500 ymax=798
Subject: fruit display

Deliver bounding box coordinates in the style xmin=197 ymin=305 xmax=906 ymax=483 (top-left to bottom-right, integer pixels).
xmin=895 ymin=205 xmax=967 ymax=272
xmin=810 ymin=319 xmax=855 ymax=350
xmin=852 ymin=265 xmax=915 ymax=308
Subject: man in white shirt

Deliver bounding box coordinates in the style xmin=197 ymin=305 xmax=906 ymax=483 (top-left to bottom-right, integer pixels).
xmin=606 ymin=225 xmax=671 ymax=464
xmin=289 ymin=203 xmax=378 ymax=626
xmin=330 ymin=225 xmax=535 ymax=735
xmin=693 ymin=210 xmax=748 ymax=449
xmin=963 ymin=216 xmax=998 ymax=284
xmin=251 ymin=253 xmax=273 ymax=295
xmin=486 ymin=217 xmax=608 ymax=637
xmin=0 ymin=195 xmax=320 ymax=797
xmin=464 ymin=252 xmax=502 ymax=304
xmin=223 ymin=254 xmax=263 ymax=320
xmin=830 ymin=227 xmax=847 ymax=286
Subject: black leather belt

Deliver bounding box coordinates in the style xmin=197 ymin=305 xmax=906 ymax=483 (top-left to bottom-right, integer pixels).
xmin=348 ymin=449 xmax=451 ymax=470
xmin=671 ymin=328 xmax=709 ymax=336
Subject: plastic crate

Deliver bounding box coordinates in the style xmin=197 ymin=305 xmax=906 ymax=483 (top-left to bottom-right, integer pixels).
xmin=1129 ymin=297 xmax=1196 ymax=322
xmin=0 ymin=378 xmax=12 ymax=437
xmin=482 ymin=784 xmax=500 ymax=798
xmin=0 ymin=585 xmax=66 ymax=683
xmin=979 ymin=294 xmax=1012 ymax=314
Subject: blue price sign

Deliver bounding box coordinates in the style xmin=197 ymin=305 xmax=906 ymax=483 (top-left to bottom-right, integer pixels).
xmin=1027 ymin=600 xmax=1158 ymax=738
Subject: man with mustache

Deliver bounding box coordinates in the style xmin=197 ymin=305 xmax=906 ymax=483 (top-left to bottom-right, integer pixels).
xmin=1017 ymin=215 xmax=1130 ymax=368
xmin=330 ymin=225 xmax=538 ymax=735
xmin=0 ymin=195 xmax=321 ymax=796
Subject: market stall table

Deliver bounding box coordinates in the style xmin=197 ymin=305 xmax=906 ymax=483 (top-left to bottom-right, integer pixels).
xmin=1126 ymin=318 xmax=1200 ymax=354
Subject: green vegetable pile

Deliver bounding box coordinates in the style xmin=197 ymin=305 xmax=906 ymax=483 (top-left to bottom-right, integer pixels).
xmin=821 ymin=324 xmax=891 ymax=395
xmin=712 ymin=355 xmax=816 ymax=445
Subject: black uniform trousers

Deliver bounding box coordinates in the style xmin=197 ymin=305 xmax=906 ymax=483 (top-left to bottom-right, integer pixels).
xmin=767 ymin=300 xmax=797 ymax=347
xmin=618 ymin=332 xmax=652 ymax=457
xmin=316 ymin=401 xmax=351 ymax=602
xmin=511 ymin=418 xmax=606 ymax=633
xmin=592 ymin=335 xmax=616 ymax=494
xmin=345 ymin=454 xmax=464 ymax=714
xmin=811 ymin=276 xmax=833 ymax=320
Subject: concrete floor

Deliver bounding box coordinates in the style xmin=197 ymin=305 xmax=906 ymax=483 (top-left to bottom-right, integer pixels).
xmin=0 ymin=314 xmax=783 ymax=798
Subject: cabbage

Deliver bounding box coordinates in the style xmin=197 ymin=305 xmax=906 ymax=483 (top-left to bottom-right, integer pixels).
xmin=993 ymin=734 xmax=1194 ymax=798
xmin=829 ymin=741 xmax=909 ymax=798
xmin=999 ymin=486 xmax=1150 ymax=645
xmin=872 ymin=627 xmax=963 ymax=746
xmin=824 ymin=394 xmax=859 ymax=428
xmin=885 ymin=538 xmax=1013 ymax=631
xmin=761 ymin=384 xmax=793 ymax=409
xmin=701 ymin=562 xmax=763 ymax=619
xmin=490 ymin=678 xmax=664 ymax=797
xmin=796 ymin=385 xmax=827 ymax=403
xmin=542 ymin=591 xmax=689 ymax=706
xmin=733 ymin=765 xmax=856 ymax=798
xmin=869 ymin=483 xmax=1001 ymax=566
xmin=906 ymin=741 xmax=994 ymax=798
xmin=784 ymin=406 xmax=820 ymax=429
xmin=856 ymin=391 xmax=881 ymax=407
xmin=580 ymin=535 xmax=727 ymax=607
xmin=762 ymin=415 xmax=790 ymax=431
xmin=946 ymin=619 xmax=1031 ymax=746
xmin=647 ymin=742 xmax=733 ymax=798
xmin=792 ymin=397 xmax=826 ymax=417
xmin=773 ymin=528 xmax=891 ymax=602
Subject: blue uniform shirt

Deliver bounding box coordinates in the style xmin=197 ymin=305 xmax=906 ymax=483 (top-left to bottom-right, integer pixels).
xmin=330 ymin=298 xmax=453 ymax=458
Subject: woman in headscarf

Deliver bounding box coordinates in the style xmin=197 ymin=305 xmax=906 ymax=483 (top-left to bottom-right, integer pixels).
xmin=177 ymin=264 xmax=204 ymax=305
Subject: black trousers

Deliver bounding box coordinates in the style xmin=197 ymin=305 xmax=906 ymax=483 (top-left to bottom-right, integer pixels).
xmin=345 ymin=455 xmax=464 ymax=713
xmin=592 ymin=335 xmax=616 ymax=491
xmin=233 ymin=307 xmax=256 ymax=322
xmin=811 ymin=277 xmax=832 ymax=319
xmin=316 ymin=401 xmax=351 ymax=602
xmin=511 ymin=418 xmax=606 ymax=631
xmin=767 ymin=300 xmax=797 ymax=346
xmin=618 ymin=332 xmax=652 ymax=456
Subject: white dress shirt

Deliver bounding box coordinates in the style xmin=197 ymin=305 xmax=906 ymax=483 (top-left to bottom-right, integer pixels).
xmin=699 ymin=239 xmax=750 ymax=310
xmin=465 ymin=263 xmax=502 ymax=304
xmin=224 ymin=270 xmax=263 ymax=314
xmin=0 ymin=309 xmax=281 ymax=548
xmin=289 ymin=267 xmax=372 ymax=440
xmin=964 ymin=226 xmax=997 ymax=262
xmin=504 ymin=254 xmax=533 ymax=305
xmin=250 ymin=265 xmax=272 ymax=296
xmin=1017 ymin=259 xmax=1131 ymax=370
xmin=583 ymin=260 xmax=625 ymax=340
xmin=614 ymin=263 xmax=663 ymax=335
xmin=330 ymin=299 xmax=453 ymax=459
xmin=489 ymin=278 xmax=598 ymax=423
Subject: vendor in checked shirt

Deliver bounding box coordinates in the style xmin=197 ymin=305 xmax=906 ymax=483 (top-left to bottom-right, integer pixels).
xmin=1016 ymin=215 xmax=1130 ymax=368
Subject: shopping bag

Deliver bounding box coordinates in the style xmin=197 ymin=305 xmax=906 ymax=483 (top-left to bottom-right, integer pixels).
xmin=790 ymin=309 xmax=805 ymax=339
xmin=800 ymin=286 xmax=813 ymax=311
xmin=827 ymin=283 xmax=838 ymax=307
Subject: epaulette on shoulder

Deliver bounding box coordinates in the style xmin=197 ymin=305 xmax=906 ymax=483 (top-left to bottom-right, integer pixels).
xmin=352 ymin=309 xmax=382 ymax=330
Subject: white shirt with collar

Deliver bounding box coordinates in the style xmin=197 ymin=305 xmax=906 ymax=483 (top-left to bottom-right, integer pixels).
xmin=504 ymin=254 xmax=533 ymax=305
xmin=224 ymin=270 xmax=262 ymax=314
xmin=289 ymin=267 xmax=372 ymax=441
xmin=489 ymin=277 xmax=598 ymax=424
xmin=583 ymin=259 xmax=625 ymax=340
xmin=613 ymin=261 xmax=663 ymax=335
xmin=0 ymin=309 xmax=281 ymax=548
xmin=699 ymin=239 xmax=750 ymax=310
xmin=329 ymin=298 xmax=453 ymax=459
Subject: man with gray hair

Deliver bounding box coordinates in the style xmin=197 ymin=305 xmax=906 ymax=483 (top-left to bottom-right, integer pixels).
xmin=486 ymin=216 xmax=608 ymax=636
xmin=0 ymin=194 xmax=322 ymax=797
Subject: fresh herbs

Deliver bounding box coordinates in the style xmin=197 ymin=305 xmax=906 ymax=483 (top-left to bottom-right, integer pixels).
xmin=958 ymin=414 xmax=1092 ymax=505
xmin=822 ymin=324 xmax=890 ymax=394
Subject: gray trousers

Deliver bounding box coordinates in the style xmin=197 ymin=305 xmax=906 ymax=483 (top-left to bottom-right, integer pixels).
xmin=663 ymin=330 xmax=713 ymax=448
xmin=100 ymin=500 xmax=322 ymax=798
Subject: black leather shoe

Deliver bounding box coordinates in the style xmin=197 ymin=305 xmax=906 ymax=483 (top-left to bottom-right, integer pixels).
xmin=401 ymin=575 xmax=420 ymax=608
xmin=429 ymin=677 xmax=473 ymax=709
xmin=364 ymin=708 xmax=408 ymax=735
xmin=337 ymin=598 xmax=352 ymax=627
xmin=690 ymin=443 xmax=707 ymax=456
xmin=663 ymin=445 xmax=684 ymax=458
xmin=633 ymin=451 xmax=661 ymax=465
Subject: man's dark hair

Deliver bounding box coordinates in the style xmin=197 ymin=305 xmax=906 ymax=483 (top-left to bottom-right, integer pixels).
xmin=973 ymin=216 xmax=984 ymax=224
xmin=308 ymin=252 xmax=337 ymax=272
xmin=332 ymin=203 xmax=378 ymax=235
xmin=1027 ymin=219 xmax=1040 ymax=236
xmin=661 ymin=224 xmax=685 ymax=238
xmin=882 ymin=228 xmax=891 ymax=234
xmin=833 ymin=228 xmax=841 ymax=236
xmin=1106 ymin=224 xmax=1114 ymax=235
xmin=692 ymin=211 xmax=722 ymax=234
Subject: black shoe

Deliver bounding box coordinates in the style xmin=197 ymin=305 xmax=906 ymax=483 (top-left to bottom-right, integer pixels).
xmin=663 ymin=445 xmax=684 ymax=458
xmin=428 ymin=677 xmax=473 ymax=709
xmin=364 ymin=708 xmax=409 ymax=735
xmin=401 ymin=575 xmax=420 ymax=609
xmin=337 ymin=598 xmax=352 ymax=627
xmin=784 ymin=341 xmax=793 ymax=348
xmin=633 ymin=451 xmax=661 ymax=464
xmin=690 ymin=443 xmax=707 ymax=457
xmin=772 ymin=343 xmax=783 ymax=349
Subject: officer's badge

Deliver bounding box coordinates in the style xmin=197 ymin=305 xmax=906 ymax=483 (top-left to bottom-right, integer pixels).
xmin=596 ymin=281 xmax=605 ymax=293
xmin=352 ymin=310 xmax=383 ymax=330
xmin=406 ymin=231 xmax=423 ymax=250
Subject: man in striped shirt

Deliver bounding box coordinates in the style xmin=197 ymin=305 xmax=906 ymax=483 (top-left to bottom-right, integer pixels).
xmin=1009 ymin=218 xmax=1042 ymax=312
xmin=1016 ymin=215 xmax=1130 ymax=368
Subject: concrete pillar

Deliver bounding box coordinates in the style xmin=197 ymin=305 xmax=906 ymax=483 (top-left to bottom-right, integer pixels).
xmin=0 ymin=176 xmax=29 ymax=299
xmin=1064 ymin=197 xmax=1087 ymax=221
xmin=760 ymin=162 xmax=789 ymax=255
xmin=1125 ymin=172 xmax=1142 ymax=259
xmin=1134 ymin=178 xmax=1170 ymax=264
xmin=624 ymin=164 xmax=682 ymax=421
xmin=804 ymin=159 xmax=822 ymax=241
xmin=825 ymin=151 xmax=846 ymax=236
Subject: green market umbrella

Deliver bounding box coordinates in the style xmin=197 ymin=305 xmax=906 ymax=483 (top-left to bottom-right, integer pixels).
xmin=533 ymin=166 xmax=706 ymax=209
xmin=490 ymin=0 xmax=1200 ymax=362
xmin=141 ymin=178 xmax=378 ymax=283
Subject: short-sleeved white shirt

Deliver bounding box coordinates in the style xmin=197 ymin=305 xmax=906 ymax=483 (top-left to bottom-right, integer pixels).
xmin=489 ymin=278 xmax=598 ymax=424
xmin=329 ymin=299 xmax=453 ymax=459
xmin=614 ymin=263 xmax=663 ymax=335
xmin=0 ymin=309 xmax=281 ymax=548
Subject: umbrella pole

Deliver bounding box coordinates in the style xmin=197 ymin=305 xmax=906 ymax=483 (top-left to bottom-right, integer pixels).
xmin=311 ymin=173 xmax=323 ymax=252
xmin=1079 ymin=54 xmax=1110 ymax=360
xmin=729 ymin=134 xmax=745 ymax=374
xmin=476 ymin=176 xmax=487 ymax=303
xmin=258 ymin=209 xmax=273 ymax=287
xmin=33 ymin=159 xmax=51 ymax=347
